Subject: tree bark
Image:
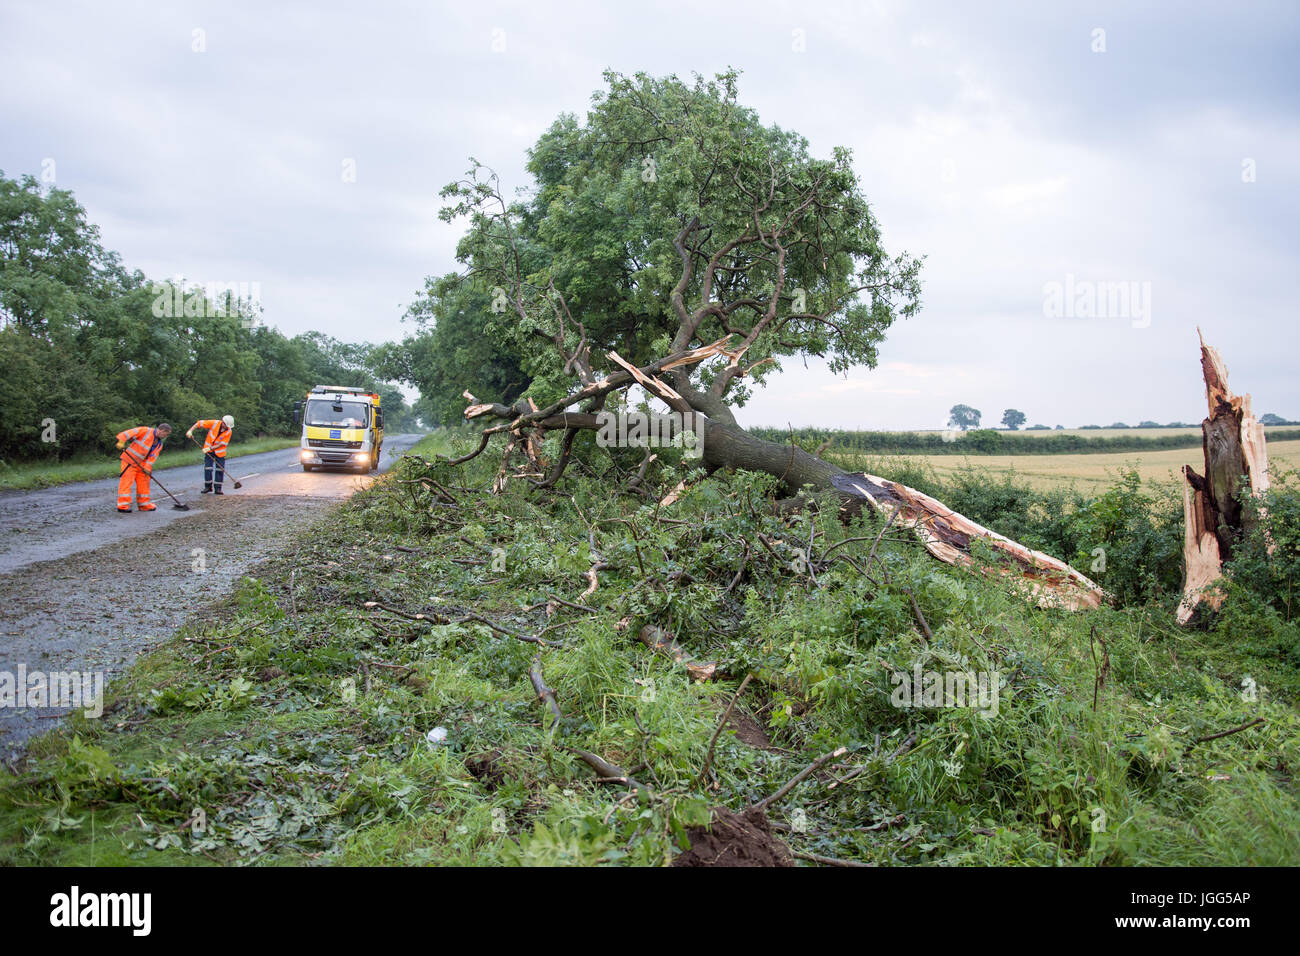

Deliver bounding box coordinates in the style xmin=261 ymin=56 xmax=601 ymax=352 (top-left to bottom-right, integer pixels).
xmin=829 ymin=472 xmax=1106 ymax=611
xmin=699 ymin=420 xmax=843 ymax=490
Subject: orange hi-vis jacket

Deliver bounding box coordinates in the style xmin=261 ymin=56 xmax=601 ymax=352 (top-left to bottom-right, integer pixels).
xmin=117 ymin=427 xmax=166 ymax=471
xmin=191 ymin=419 xmax=232 ymax=457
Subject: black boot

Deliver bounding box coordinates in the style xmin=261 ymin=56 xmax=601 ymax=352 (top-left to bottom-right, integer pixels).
xmin=201 ymin=486 xmax=213 ymax=494
xmin=214 ymin=486 xmax=224 ymax=495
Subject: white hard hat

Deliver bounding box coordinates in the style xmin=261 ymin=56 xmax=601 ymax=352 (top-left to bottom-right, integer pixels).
xmin=222 ymin=415 xmax=234 ymax=428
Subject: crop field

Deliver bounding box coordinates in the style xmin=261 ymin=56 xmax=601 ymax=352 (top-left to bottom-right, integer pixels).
xmin=831 ymin=439 xmax=1300 ymax=491
xmin=901 ymin=427 xmax=1206 ymax=440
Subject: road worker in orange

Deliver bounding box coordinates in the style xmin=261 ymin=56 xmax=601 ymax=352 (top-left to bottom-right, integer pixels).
xmin=115 ymin=423 xmax=172 ymax=512
xmin=187 ymin=415 xmax=234 ymax=494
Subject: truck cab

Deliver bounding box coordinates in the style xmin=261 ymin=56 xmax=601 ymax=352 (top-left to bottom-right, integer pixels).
xmin=293 ymin=386 xmax=384 ymax=473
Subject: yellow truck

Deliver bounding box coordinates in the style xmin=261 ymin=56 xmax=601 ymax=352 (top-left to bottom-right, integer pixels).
xmin=293 ymin=386 xmax=384 ymax=473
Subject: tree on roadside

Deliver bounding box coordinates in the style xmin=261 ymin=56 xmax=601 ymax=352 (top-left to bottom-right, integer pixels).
xmin=440 ymin=70 xmax=921 ymax=487
xmin=425 ymin=71 xmax=1103 ymax=609
xmin=1001 ymin=408 xmax=1026 ymax=430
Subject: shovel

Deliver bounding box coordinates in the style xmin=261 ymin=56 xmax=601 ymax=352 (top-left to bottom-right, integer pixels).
xmin=120 ymin=446 xmax=190 ymax=510
xmin=188 ymin=433 xmax=247 ymax=488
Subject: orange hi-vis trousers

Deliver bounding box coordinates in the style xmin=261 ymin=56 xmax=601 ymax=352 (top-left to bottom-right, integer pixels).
xmin=118 ymin=460 xmax=155 ymax=511
xmin=116 ymin=426 xmax=164 ymax=512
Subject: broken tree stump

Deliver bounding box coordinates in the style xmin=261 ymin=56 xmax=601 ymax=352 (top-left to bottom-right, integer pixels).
xmin=1177 ymin=330 xmax=1271 ymax=624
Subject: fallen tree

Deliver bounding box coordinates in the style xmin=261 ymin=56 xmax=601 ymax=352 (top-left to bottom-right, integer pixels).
xmin=434 ymin=70 xmax=1103 ymax=611
xmin=1177 ymin=331 xmax=1271 ymax=624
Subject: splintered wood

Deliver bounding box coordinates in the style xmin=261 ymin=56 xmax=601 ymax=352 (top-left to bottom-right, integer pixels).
xmin=830 ymin=473 xmax=1107 ymax=611
xmin=1177 ymin=332 xmax=1271 ymax=624
xmin=657 ymin=334 xmax=744 ymax=372
xmin=607 ymin=351 xmax=683 ymax=401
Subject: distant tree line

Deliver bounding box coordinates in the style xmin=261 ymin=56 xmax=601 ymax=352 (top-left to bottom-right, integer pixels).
xmin=0 ymin=172 xmax=418 ymax=462
xmin=947 ymin=403 xmax=1295 ymax=433
xmin=751 ymin=425 xmax=1300 ymax=457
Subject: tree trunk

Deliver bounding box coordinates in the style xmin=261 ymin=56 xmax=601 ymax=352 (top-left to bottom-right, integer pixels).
xmin=1177 ymin=331 xmax=1270 ymax=624
xmin=700 ymin=420 xmax=843 ymax=490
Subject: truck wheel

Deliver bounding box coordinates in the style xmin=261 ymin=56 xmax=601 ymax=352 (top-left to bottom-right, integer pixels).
xmin=302 ymin=464 xmax=314 ymax=472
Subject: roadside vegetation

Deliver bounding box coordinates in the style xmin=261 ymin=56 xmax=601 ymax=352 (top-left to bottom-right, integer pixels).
xmin=2 ymin=429 xmax=1296 ymax=866
xmin=0 ymin=437 xmax=300 ymax=491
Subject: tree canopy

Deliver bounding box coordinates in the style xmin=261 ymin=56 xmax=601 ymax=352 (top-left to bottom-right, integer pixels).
xmin=435 ymin=70 xmax=922 ymax=423
xmin=375 ymin=274 xmax=531 ymax=426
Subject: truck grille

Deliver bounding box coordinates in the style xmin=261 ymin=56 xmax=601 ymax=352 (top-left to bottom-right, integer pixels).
xmin=309 ymin=439 xmax=362 ymax=449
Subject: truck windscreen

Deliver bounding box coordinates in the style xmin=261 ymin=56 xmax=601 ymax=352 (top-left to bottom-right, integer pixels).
xmin=306 ymin=399 xmax=369 ymax=428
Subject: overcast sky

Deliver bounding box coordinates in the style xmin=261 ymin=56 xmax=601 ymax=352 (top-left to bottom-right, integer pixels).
xmin=3 ymin=1 xmax=1297 ymax=429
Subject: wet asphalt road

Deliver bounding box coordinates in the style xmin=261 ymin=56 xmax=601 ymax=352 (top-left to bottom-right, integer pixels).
xmin=0 ymin=434 xmax=425 ymax=758
xmin=0 ymin=434 xmax=425 ymax=574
